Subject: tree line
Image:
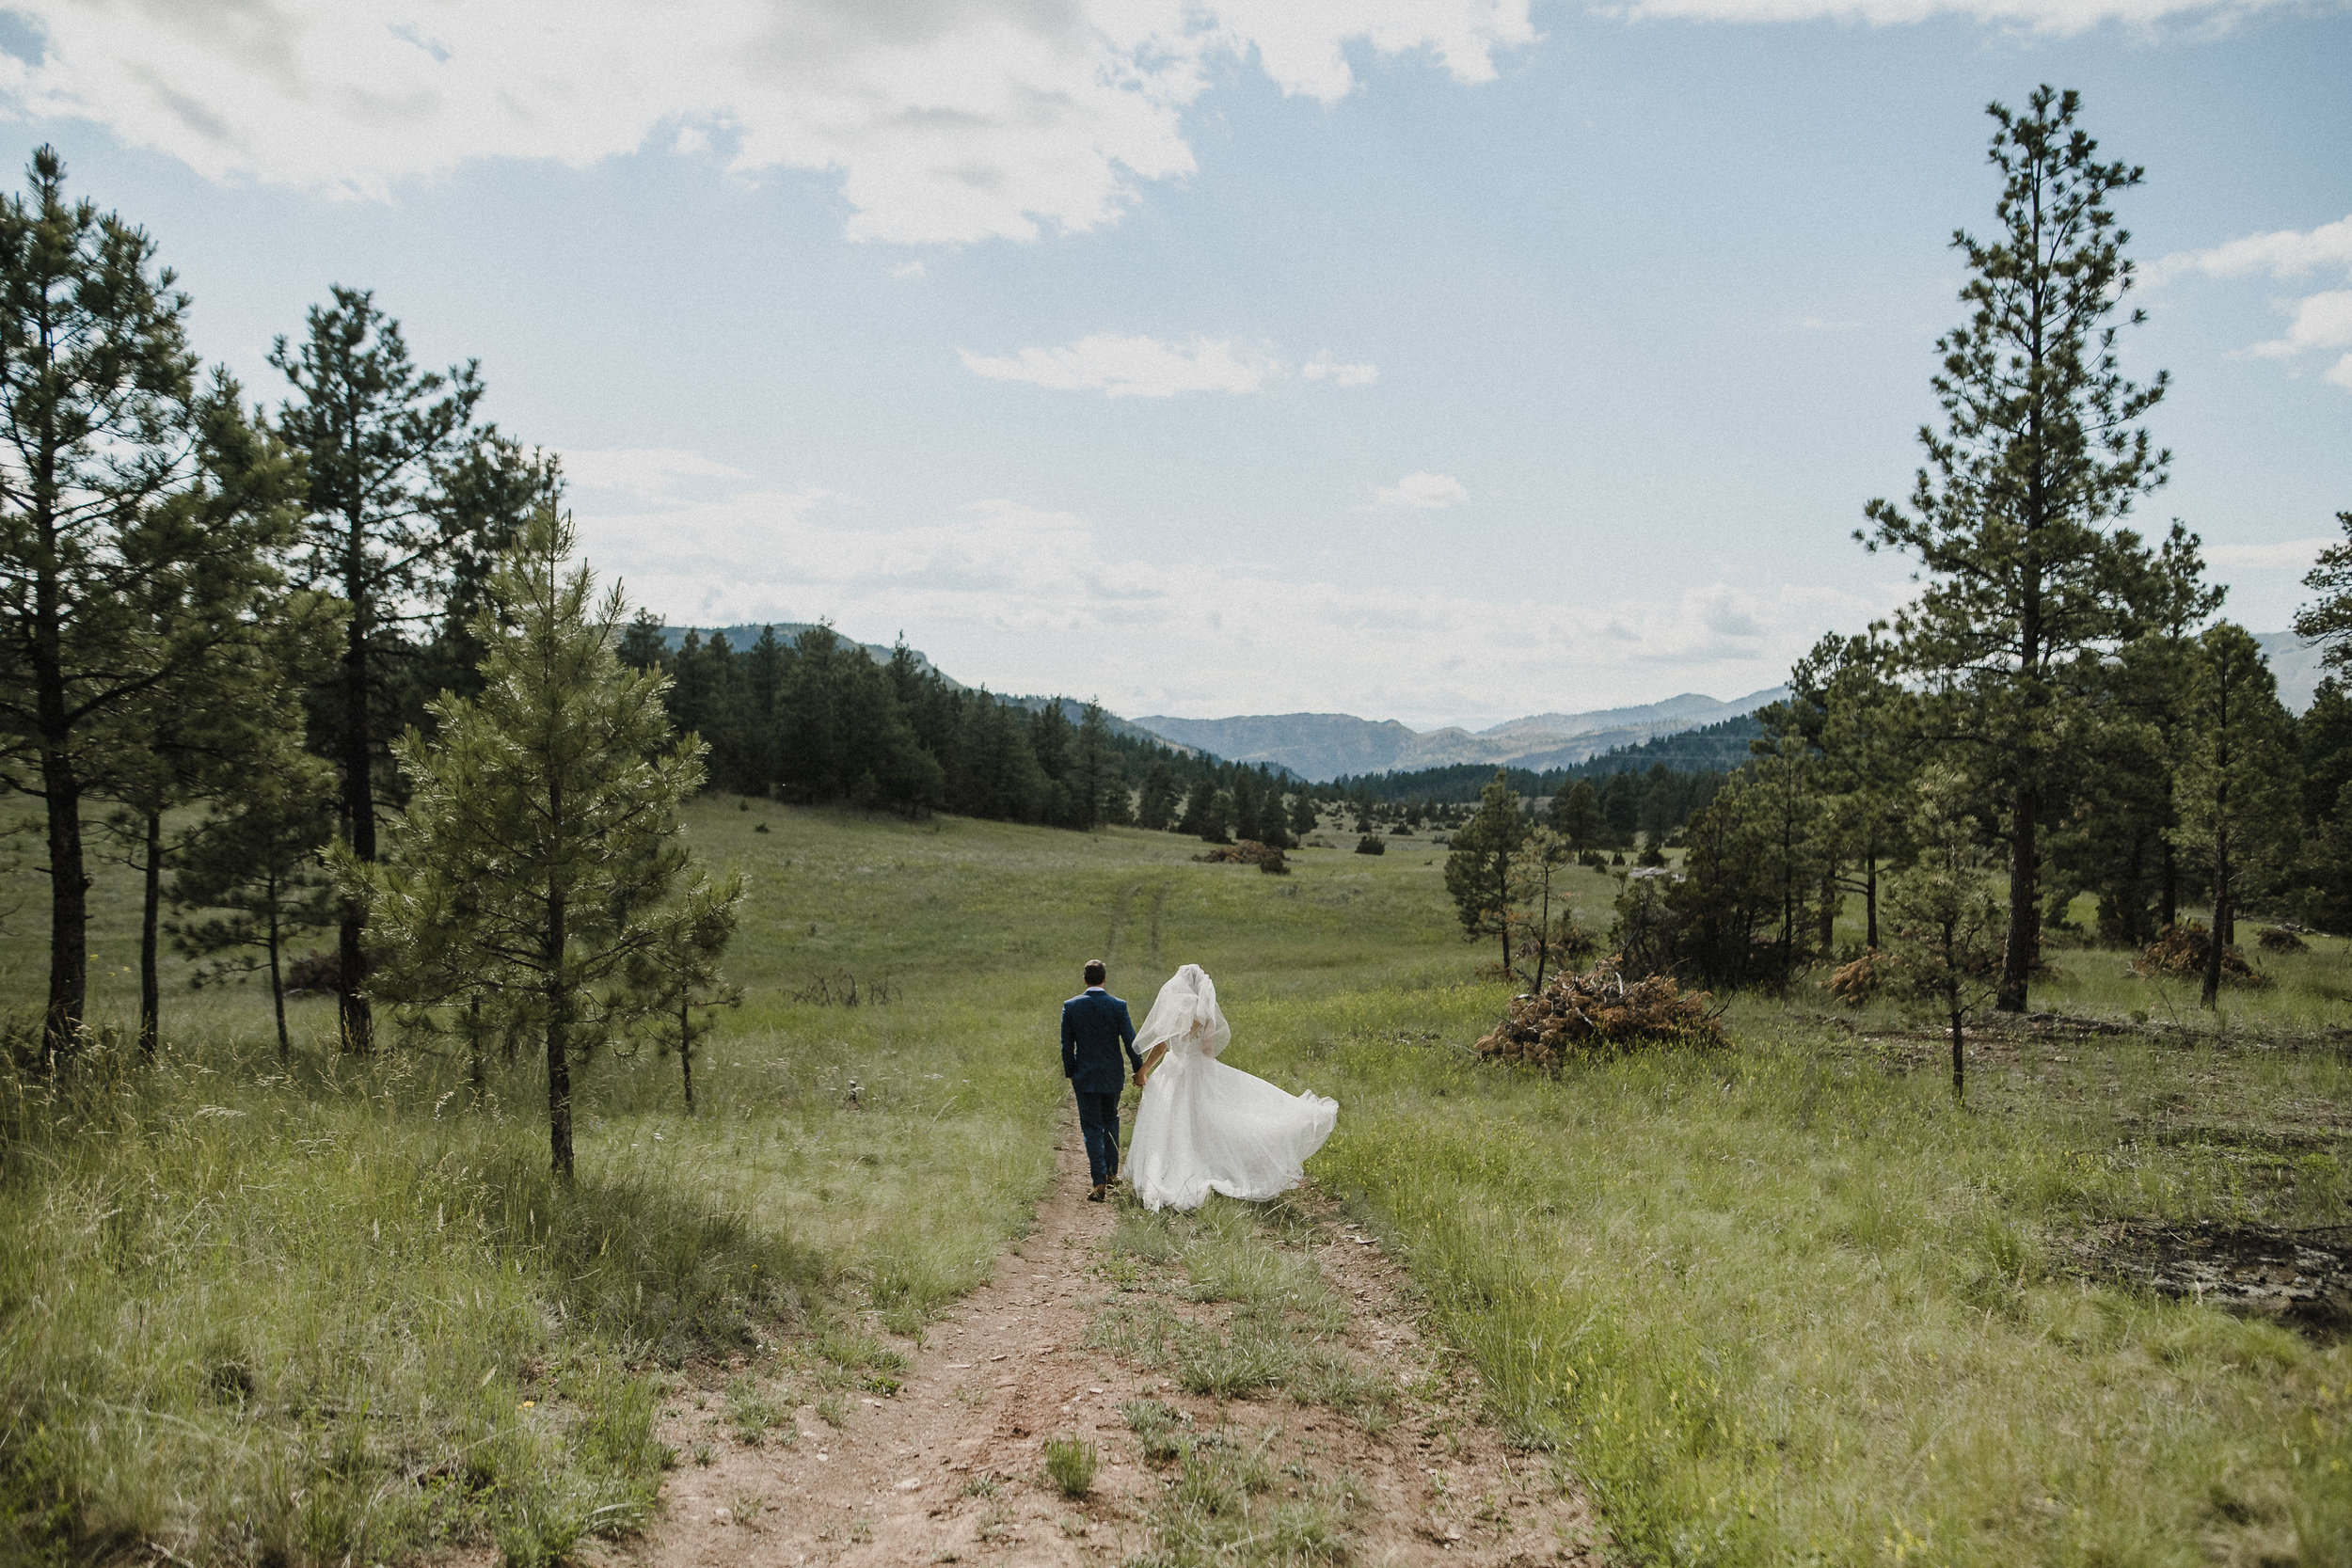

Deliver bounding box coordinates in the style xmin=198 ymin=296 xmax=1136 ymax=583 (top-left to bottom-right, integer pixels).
xmin=1441 ymin=89 xmax=2352 ymax=1092
xmin=613 ymin=620 xmax=1248 ymax=831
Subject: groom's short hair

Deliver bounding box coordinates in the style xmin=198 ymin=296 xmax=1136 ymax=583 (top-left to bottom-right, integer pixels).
xmin=1083 ymin=958 xmax=1107 ymax=987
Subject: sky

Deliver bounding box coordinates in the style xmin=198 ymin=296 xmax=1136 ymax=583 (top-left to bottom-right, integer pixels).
xmin=0 ymin=0 xmax=2345 ymax=729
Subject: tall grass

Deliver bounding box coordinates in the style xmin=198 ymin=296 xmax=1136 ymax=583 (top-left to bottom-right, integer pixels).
xmin=7 ymin=798 xmax=2348 ymax=1563
xmin=1289 ymin=995 xmax=2352 ymax=1566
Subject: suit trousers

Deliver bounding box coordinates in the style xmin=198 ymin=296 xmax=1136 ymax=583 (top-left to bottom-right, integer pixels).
xmin=1073 ymin=1090 xmax=1122 ymax=1185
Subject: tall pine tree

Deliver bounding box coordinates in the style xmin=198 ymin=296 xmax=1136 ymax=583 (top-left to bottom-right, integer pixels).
xmin=1863 ymin=87 xmax=2179 ymax=1013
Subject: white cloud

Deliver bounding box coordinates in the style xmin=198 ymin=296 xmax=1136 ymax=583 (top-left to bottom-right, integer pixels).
xmin=2153 ymin=214 xmax=2352 ymax=284
xmin=960 ymin=334 xmax=1280 ymax=397
xmin=0 ymin=1 xmax=1534 ymax=246
xmin=2204 ymin=537 xmax=2334 ymax=571
xmin=2249 ymin=291 xmax=2352 ymax=359
xmin=2156 ymin=215 xmax=2352 ymax=395
xmin=889 ymin=261 xmax=927 ymax=280
xmin=562 ymin=447 xmax=753 ymax=503
xmin=564 ymin=460 xmax=1872 ymax=725
xmin=1371 ymin=471 xmax=1469 ymax=510
xmin=1301 ymin=353 xmax=1378 ymax=387
xmin=1612 ymin=0 xmax=2324 ymax=27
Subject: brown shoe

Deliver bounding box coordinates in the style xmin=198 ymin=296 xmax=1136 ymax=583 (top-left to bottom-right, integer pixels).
xmin=1088 ymin=1184 xmax=1107 ymax=1202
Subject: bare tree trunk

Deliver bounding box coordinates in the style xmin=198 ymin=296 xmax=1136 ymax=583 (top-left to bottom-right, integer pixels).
xmin=2159 ymin=839 xmax=2178 ymax=928
xmin=679 ymin=991 xmax=695 ymax=1115
xmin=1949 ymin=1007 xmax=1965 ymax=1099
xmin=138 ymin=808 xmax=162 ymax=1060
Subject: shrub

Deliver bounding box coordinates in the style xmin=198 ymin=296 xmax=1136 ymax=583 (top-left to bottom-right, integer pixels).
xmin=1354 ymin=834 xmax=1386 ymax=856
xmin=2135 ymin=921 xmax=2268 ymax=988
xmin=1042 ymin=1434 xmax=1097 ymax=1497
xmin=1473 ymin=957 xmax=1726 ymax=1069
xmin=2258 ymin=924 xmax=2310 ymax=952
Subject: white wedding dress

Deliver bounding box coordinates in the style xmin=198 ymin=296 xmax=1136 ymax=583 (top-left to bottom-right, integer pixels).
xmin=1125 ymin=965 xmax=1338 ymax=1212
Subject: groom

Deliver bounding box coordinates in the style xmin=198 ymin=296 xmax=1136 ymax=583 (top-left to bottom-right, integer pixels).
xmin=1061 ymin=958 xmax=1140 ymax=1203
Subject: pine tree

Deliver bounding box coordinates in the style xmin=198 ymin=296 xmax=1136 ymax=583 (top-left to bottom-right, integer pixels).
xmin=1862 ymin=87 xmax=2182 ymax=1014
xmin=1443 ymin=772 xmax=1525 ymax=974
xmin=168 ymin=729 xmax=338 ymax=1064
xmin=1231 ymin=768 xmax=1262 ymax=844
xmin=1136 ymin=760 xmax=1176 ymax=832
xmin=1073 ymin=703 xmax=1116 ymax=830
xmin=1257 ymin=774 xmax=1293 ymax=850
xmin=1177 ymin=779 xmax=1224 ymax=841
xmin=1549 ymin=779 xmax=1602 ymax=848
xmin=275 ymin=285 xmax=499 ymax=1052
xmin=2291 ymin=510 xmax=2352 ymax=671
xmin=2171 ymin=624 xmax=2297 ymax=1008
xmin=359 ymin=510 xmax=744 ymax=1179
xmin=0 ymin=149 xmax=300 ymax=1067
xmin=1290 ymin=788 xmax=1319 ymax=840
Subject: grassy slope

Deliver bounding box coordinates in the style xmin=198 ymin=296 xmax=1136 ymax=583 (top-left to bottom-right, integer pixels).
xmin=4 ymin=803 xmax=2348 ymax=1564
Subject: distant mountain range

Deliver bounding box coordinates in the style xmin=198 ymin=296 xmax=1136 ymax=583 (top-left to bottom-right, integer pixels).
xmin=662 ymin=624 xmax=2339 ymax=784
xmin=1133 ymin=689 xmax=1790 ymax=784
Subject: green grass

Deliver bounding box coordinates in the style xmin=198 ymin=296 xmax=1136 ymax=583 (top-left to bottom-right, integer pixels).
xmin=1041 ymin=1433 xmax=1097 ymax=1497
xmin=0 ymin=799 xmax=1451 ymax=1563
xmin=5 ymin=799 xmax=2349 ymax=1564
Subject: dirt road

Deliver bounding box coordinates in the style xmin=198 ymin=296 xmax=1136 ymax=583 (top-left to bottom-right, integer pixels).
xmin=630 ymin=1123 xmax=1598 ymax=1565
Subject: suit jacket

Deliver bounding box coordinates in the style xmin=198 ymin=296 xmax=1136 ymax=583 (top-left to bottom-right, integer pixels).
xmin=1061 ymin=988 xmax=1139 ymax=1094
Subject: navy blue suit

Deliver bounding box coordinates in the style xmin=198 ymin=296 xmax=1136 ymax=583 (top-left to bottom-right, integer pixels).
xmin=1062 ymin=988 xmax=1139 ymax=1184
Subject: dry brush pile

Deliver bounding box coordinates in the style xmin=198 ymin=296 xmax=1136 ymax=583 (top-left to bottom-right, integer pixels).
xmin=2135 ymin=921 xmax=2269 ymax=988
xmin=1196 ymin=840 xmax=1290 ymax=874
xmin=1474 ymin=957 xmax=1727 ymax=1069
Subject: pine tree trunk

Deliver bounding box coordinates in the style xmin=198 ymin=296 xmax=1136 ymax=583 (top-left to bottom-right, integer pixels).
xmin=468 ymin=994 xmax=484 ymax=1090
xmin=338 ymin=518 xmax=375 ymax=1053
xmin=266 ymin=889 xmax=290 ymax=1066
xmin=679 ymin=992 xmax=695 ymax=1115
xmin=39 ymin=737 xmax=88 ymax=1070
xmin=1949 ymin=1006 xmax=1964 ymax=1099
xmin=1997 ymin=782 xmax=2037 ymax=1013
xmin=2201 ymin=828 xmax=2229 ymax=1010
xmin=1864 ymin=852 xmax=1880 ymax=950
xmin=547 ymin=883 xmax=573 ymax=1180
xmin=139 ymin=807 xmax=162 ymax=1060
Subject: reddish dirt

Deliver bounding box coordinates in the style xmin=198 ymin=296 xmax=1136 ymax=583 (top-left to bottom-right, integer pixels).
xmin=626 ymin=1119 xmax=1600 ymax=1565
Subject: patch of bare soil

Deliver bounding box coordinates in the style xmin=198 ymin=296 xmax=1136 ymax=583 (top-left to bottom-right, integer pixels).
xmin=2068 ymin=1220 xmax=2352 ymax=1339
xmin=626 ymin=1119 xmax=1598 ymax=1565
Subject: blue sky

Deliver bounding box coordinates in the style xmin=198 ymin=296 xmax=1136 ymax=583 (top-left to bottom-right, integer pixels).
xmin=2 ymin=0 xmax=2345 ymax=727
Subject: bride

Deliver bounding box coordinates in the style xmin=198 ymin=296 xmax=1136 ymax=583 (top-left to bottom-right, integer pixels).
xmin=1125 ymin=964 xmax=1337 ymax=1212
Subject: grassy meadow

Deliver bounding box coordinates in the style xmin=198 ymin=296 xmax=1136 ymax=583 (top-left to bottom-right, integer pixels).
xmin=2 ymin=800 xmax=2348 ymax=1565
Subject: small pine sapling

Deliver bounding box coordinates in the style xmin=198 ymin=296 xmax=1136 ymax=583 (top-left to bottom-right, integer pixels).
xmin=1886 ymin=768 xmax=2005 ymax=1098
xmin=628 ymin=887 xmax=747 ymax=1114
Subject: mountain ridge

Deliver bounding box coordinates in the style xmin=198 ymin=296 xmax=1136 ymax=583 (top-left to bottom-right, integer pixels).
xmin=1133 ymin=688 xmax=1790 ymax=783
